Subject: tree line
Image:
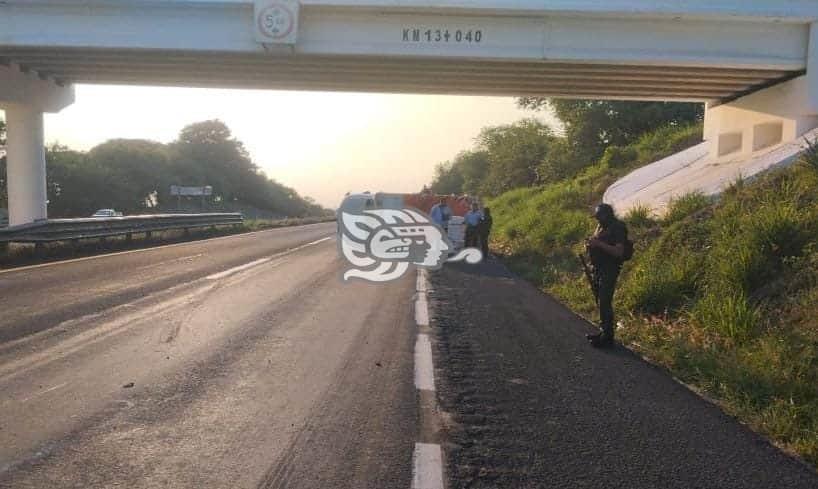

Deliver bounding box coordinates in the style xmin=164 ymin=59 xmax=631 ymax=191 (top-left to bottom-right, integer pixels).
xmin=429 ymin=100 xmax=704 ymax=197
xmin=0 ymin=119 xmax=329 ymax=219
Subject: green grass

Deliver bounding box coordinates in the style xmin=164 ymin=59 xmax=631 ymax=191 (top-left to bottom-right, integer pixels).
xmin=624 ymin=204 xmax=656 ymax=229
xmin=490 ymin=126 xmax=818 ymax=468
xmin=664 ymin=191 xmax=711 ymax=224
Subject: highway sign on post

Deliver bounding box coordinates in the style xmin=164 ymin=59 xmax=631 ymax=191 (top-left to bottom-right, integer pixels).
xmin=170 ymin=185 xmax=212 ymax=196
xmin=254 ymin=0 xmax=300 ymax=45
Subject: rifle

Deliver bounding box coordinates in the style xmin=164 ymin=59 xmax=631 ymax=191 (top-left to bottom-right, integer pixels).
xmin=578 ymin=252 xmax=599 ymax=304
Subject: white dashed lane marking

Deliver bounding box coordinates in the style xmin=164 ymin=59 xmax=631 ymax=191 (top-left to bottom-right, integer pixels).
xmin=414 ymin=333 xmax=435 ymax=391
xmin=412 ymin=443 xmax=445 ymax=489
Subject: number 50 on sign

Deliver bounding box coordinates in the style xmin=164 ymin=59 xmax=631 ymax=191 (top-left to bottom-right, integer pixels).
xmin=254 ymin=0 xmax=300 ymax=45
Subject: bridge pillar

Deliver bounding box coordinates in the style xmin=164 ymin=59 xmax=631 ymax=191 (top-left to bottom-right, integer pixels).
xmin=704 ymin=22 xmax=818 ymax=160
xmin=5 ymin=105 xmax=48 ymax=226
xmin=1 ymin=64 xmax=74 ymax=226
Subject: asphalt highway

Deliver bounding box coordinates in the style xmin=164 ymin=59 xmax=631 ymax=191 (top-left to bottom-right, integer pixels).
xmin=0 ymin=223 xmax=416 ymax=488
xmin=3 ymin=222 xmax=816 ymax=488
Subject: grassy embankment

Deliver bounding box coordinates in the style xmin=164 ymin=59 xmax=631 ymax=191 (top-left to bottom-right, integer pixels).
xmin=490 ymin=124 xmax=818 ymax=468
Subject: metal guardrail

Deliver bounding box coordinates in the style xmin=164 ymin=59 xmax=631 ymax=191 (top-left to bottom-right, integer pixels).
xmin=0 ymin=213 xmax=243 ymax=244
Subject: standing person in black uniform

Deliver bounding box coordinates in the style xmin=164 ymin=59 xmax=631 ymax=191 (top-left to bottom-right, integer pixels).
xmin=585 ymin=203 xmax=628 ymax=348
xmin=479 ymin=207 xmax=493 ymax=258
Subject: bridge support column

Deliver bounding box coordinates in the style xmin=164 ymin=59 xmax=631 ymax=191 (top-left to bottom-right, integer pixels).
xmin=5 ymin=105 xmax=47 ymax=226
xmin=1 ymin=63 xmax=74 ymax=226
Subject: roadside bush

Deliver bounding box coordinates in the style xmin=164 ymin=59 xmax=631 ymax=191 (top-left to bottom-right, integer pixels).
xmin=601 ymin=145 xmax=639 ymax=168
xmin=664 ymin=191 xmax=710 ymax=224
xmin=635 ymin=123 xmax=704 ymax=164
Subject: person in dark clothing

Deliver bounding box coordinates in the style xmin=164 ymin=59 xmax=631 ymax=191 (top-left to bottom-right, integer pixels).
xmin=585 ymin=203 xmax=628 ymax=348
xmin=479 ymin=207 xmax=493 ymax=258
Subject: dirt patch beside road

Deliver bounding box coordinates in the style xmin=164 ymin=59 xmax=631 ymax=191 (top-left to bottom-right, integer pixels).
xmin=428 ymin=258 xmax=818 ymax=489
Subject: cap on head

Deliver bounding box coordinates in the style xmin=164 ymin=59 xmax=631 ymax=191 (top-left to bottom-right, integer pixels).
xmin=594 ymin=203 xmax=615 ymax=222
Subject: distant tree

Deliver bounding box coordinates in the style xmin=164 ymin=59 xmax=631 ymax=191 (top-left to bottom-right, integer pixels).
xmin=428 ymin=150 xmax=490 ymax=196
xmin=517 ymin=99 xmax=704 ymax=162
xmin=5 ymin=118 xmax=327 ymax=219
xmin=88 ymin=139 xmax=172 ymax=213
xmin=46 ymin=145 xmax=104 ymax=217
xmin=169 ymin=120 xmax=258 ymax=205
xmin=477 ymin=119 xmax=556 ymax=196
xmin=169 ymin=119 xmax=326 ymax=217
xmin=429 ymin=161 xmax=465 ymax=195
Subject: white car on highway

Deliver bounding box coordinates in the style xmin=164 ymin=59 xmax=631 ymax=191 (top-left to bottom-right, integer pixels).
xmin=91 ymin=209 xmax=123 ymax=218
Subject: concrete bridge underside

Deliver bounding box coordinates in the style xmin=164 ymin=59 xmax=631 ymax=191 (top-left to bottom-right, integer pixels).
xmin=0 ymin=49 xmax=803 ymax=102
xmin=0 ymin=0 xmax=817 ymax=225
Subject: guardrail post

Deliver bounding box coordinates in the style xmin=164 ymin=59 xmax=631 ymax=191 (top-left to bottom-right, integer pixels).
xmin=145 ymin=231 xmax=152 ymax=240
xmin=125 ymin=233 xmax=133 ymax=244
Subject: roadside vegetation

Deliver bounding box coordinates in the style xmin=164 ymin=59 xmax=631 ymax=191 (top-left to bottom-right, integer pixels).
xmin=429 ymin=98 xmax=818 ymax=468
xmin=0 ymin=119 xmax=329 ymax=219
xmin=495 ymin=132 xmax=818 ymax=468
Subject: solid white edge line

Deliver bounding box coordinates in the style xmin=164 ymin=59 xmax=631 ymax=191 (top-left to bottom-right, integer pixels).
xmin=414 ymin=333 xmax=435 ymax=392
xmin=0 ymin=223 xmax=335 ymax=275
xmin=412 ymin=443 xmax=444 ymax=489
xmin=415 ymin=295 xmax=430 ymax=327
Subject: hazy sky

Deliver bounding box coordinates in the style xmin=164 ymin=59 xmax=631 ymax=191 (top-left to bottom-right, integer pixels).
xmin=43 ymin=85 xmax=552 ymax=207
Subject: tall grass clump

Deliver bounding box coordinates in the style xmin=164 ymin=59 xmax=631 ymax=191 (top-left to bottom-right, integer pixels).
xmin=691 ymin=291 xmax=760 ymax=341
xmin=664 ymin=191 xmax=711 ymax=224
xmin=622 ymin=247 xmax=701 ymax=314
xmin=801 ymin=137 xmax=818 ymax=173
xmin=624 ymin=204 xmax=655 ymax=228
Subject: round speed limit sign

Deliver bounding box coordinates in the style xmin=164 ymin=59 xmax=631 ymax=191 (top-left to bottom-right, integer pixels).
xmin=257 ymin=2 xmax=297 ymax=41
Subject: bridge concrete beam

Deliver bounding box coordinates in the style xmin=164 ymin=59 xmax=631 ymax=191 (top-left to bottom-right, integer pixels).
xmin=1 ymin=64 xmax=74 ymax=225
xmin=0 ymin=63 xmax=74 ymax=112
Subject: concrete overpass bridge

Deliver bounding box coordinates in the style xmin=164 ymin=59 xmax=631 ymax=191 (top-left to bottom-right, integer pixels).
xmin=1 ymin=0 xmax=816 ymax=225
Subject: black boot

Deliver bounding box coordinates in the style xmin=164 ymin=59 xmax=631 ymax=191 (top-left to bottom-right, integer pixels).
xmin=589 ymin=333 xmax=614 ymax=348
